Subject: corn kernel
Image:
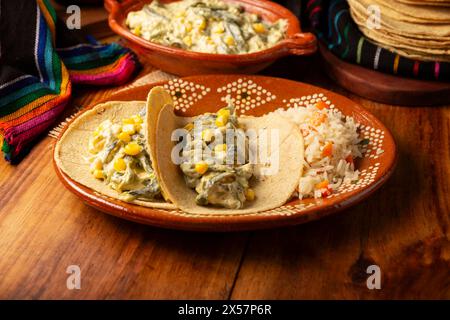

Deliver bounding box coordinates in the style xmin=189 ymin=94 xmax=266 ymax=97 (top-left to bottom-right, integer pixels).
xmin=93 ymin=159 xmax=103 ymax=170
xmin=183 ymin=36 xmax=192 ymax=47
xmin=117 ymin=132 xmax=131 ymax=143
xmin=131 ymin=114 xmax=143 ymax=124
xmin=214 ymin=144 xmax=227 ymax=153
xmin=184 ymin=123 xmax=194 ymax=131
xmin=201 ymin=129 xmax=214 ymax=142
xmin=217 ymin=108 xmax=230 ymax=118
xmin=212 ymin=22 xmax=225 ymax=34
xmin=90 ymin=159 xmax=103 ymax=173
xmin=89 ymin=138 xmax=105 ymax=154
xmin=185 ymin=22 xmax=193 ymax=32
xmin=97 ymin=139 xmax=105 ymax=149
xmin=93 ymin=169 xmax=104 ymax=179
xmin=122 ymin=123 xmax=136 ymax=135
xmin=124 ymin=142 xmax=142 ymax=156
xmin=195 ymin=162 xmax=208 ymax=175
xmin=197 ymin=18 xmax=207 ymax=31
xmin=215 ymin=115 xmax=228 ymax=127
xmin=252 ymin=23 xmax=266 ymax=34
xmin=245 ymin=188 xmax=255 ymax=201
xmin=122 ymin=118 xmax=134 ymax=125
xmin=133 ymin=25 xmax=141 ymax=36
xmin=224 ymin=35 xmax=235 ymax=46
xmin=114 ymin=158 xmax=127 ymax=172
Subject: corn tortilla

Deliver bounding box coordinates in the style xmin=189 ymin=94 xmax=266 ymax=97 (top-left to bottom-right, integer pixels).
xmin=153 ymin=104 xmax=305 ymax=215
xmin=54 ymin=101 xmax=176 ymax=210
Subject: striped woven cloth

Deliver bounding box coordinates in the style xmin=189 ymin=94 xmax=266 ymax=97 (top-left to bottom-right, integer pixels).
xmin=302 ymin=0 xmax=450 ymax=81
xmin=0 ymin=0 xmax=139 ymax=162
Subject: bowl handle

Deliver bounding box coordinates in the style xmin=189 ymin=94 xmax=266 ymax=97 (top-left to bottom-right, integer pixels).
xmin=283 ymin=32 xmax=317 ymax=56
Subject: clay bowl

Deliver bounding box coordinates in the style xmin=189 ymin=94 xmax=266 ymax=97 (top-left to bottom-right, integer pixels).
xmin=53 ymin=75 xmax=397 ymax=232
xmin=104 ymin=0 xmax=317 ymax=75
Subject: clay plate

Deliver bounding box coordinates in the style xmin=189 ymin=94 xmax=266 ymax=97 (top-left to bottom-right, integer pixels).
xmin=53 ymin=75 xmax=397 ymax=231
xmin=104 ymin=0 xmax=317 ymax=75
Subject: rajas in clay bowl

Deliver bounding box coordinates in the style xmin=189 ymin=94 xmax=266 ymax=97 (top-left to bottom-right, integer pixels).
xmin=105 ymin=0 xmax=317 ymax=76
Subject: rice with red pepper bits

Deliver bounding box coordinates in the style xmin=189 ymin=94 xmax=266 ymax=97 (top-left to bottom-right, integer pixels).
xmin=275 ymin=101 xmax=364 ymax=199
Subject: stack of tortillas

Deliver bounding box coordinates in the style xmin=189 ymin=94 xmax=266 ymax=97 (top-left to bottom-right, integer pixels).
xmin=348 ymin=0 xmax=450 ymax=62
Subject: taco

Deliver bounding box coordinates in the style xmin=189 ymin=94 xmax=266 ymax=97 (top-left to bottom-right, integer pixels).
xmin=152 ymin=95 xmax=305 ymax=215
xmin=54 ymin=94 xmax=176 ymax=210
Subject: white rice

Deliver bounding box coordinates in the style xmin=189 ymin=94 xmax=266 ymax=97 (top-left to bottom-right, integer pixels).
xmin=275 ymin=103 xmax=363 ymax=199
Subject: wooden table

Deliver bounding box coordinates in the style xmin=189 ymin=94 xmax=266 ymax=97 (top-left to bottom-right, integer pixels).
xmin=0 ymin=8 xmax=449 ymax=299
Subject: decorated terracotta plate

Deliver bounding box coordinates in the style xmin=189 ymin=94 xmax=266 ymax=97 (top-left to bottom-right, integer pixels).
xmin=53 ymin=75 xmax=397 ymax=231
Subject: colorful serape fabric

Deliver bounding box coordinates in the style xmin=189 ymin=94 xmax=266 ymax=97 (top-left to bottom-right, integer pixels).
xmin=0 ymin=0 xmax=139 ymax=162
xmin=302 ymin=0 xmax=450 ymax=81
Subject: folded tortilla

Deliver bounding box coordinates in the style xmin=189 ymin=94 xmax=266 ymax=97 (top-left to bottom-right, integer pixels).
xmin=152 ymin=104 xmax=304 ymax=215
xmin=54 ymin=100 xmax=176 ymax=210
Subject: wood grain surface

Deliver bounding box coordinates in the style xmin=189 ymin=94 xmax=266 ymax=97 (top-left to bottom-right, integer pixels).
xmin=0 ymin=6 xmax=449 ymax=298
